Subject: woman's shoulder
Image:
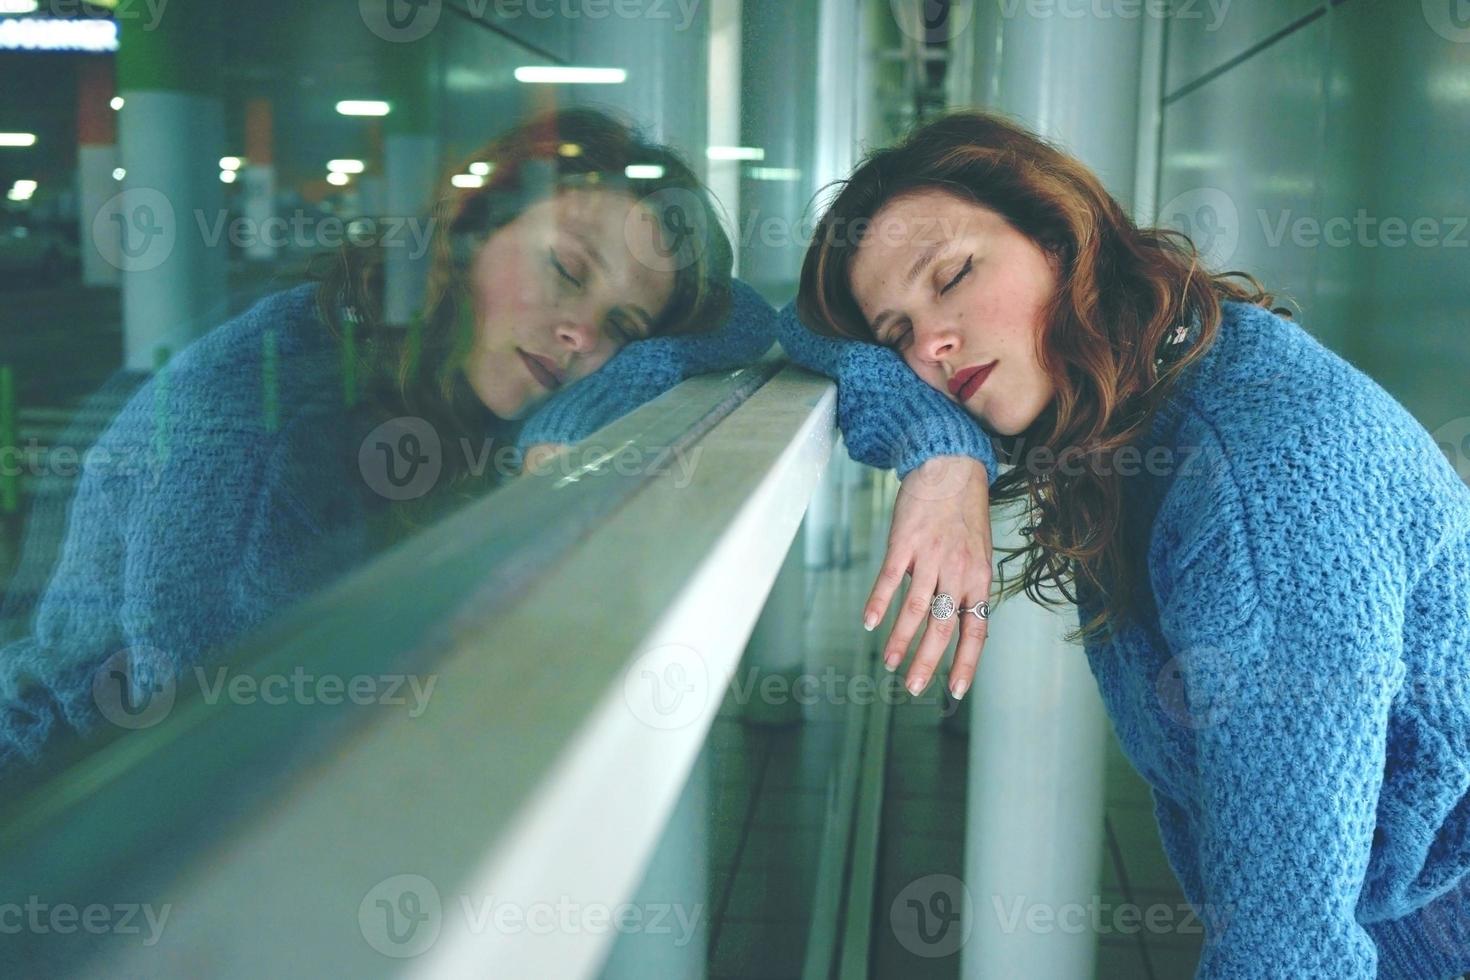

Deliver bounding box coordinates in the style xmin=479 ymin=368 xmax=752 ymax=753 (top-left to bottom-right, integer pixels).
xmin=1160 ymin=302 xmax=1469 ymax=570
xmin=1181 ymin=302 xmax=1439 ymax=472
xmin=176 ymin=281 xmax=333 ymax=375
xmin=96 ymin=282 xmax=347 ymax=458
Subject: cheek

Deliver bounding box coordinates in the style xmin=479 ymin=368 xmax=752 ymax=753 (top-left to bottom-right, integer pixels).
xmin=474 ymin=242 xmax=540 ymax=338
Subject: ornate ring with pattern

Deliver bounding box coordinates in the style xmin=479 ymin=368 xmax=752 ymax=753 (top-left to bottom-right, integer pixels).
xmin=965 ymin=599 xmax=990 ymax=621
xmin=930 ymin=593 xmax=957 ymax=620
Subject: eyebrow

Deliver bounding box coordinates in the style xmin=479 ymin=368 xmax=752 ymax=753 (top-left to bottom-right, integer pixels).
xmin=869 ymin=242 xmax=944 ymax=336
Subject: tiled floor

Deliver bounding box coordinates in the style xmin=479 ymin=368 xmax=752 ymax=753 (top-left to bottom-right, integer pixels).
xmin=869 ymin=693 xmax=970 ymax=979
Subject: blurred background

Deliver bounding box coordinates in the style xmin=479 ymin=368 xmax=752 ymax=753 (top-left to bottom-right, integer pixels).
xmin=0 ymin=1 xmax=1467 ymax=978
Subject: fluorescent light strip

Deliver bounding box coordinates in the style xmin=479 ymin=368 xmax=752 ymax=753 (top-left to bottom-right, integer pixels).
xmin=0 ymin=132 xmax=37 ymax=147
xmin=746 ymin=166 xmax=801 ymax=182
xmin=327 ymin=159 xmax=366 ymax=174
xmin=707 ymin=146 xmax=765 ymax=161
xmin=0 ymin=19 xmax=118 ymax=52
xmin=513 ymin=66 xmax=626 ymax=85
xmin=0 ymin=0 xmax=40 ymax=14
xmin=450 ymin=174 xmax=485 ymax=189
xmin=336 ymin=100 xmax=391 ymax=117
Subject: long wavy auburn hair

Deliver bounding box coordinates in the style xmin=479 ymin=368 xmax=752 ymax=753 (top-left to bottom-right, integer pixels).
xmin=797 ymin=109 xmax=1285 ymax=642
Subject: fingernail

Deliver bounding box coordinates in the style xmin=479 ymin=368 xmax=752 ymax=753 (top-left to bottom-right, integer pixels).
xmin=951 ymin=678 xmax=969 ymax=700
xmin=907 ymin=674 xmax=927 ymax=696
xmin=884 ymin=654 xmax=899 ymax=672
xmin=863 ymin=613 xmax=877 ymax=631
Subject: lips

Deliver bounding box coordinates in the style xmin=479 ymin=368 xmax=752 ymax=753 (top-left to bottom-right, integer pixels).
xmin=948 ymin=361 xmax=996 ymax=402
xmin=518 ymin=349 xmax=565 ymax=390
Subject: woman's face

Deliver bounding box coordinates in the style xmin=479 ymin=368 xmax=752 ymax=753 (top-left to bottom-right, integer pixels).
xmin=847 ymin=189 xmax=1059 ymax=437
xmin=464 ymin=188 xmax=676 ymax=420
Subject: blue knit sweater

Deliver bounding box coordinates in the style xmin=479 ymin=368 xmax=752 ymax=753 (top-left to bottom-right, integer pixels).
xmin=0 ymin=279 xmax=778 ymax=770
xmin=778 ymin=297 xmax=1470 ymax=978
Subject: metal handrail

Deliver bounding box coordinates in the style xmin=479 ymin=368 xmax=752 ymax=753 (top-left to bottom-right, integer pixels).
xmin=0 ymin=360 xmax=837 ymax=979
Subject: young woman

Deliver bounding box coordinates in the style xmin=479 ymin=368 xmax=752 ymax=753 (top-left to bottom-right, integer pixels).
xmin=779 ymin=110 xmax=1470 ymax=977
xmin=0 ymin=107 xmax=775 ymax=773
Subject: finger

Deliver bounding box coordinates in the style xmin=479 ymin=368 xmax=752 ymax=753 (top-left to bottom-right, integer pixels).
xmin=903 ymin=581 xmax=961 ymax=697
xmin=881 ymin=557 xmax=938 ymax=673
xmin=522 ymin=443 xmax=569 ymax=475
xmin=863 ymin=547 xmax=912 ymax=633
xmin=947 ymin=598 xmax=990 ymax=701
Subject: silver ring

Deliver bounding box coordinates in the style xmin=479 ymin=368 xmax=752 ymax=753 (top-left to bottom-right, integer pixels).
xmin=930 ymin=593 xmax=957 ymax=620
xmin=964 ymin=599 xmax=990 ymax=621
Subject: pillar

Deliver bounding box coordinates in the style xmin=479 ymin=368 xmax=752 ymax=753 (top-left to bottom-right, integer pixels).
xmin=957 ymin=8 xmax=1146 ymax=978
xmin=114 ymin=0 xmax=228 ymax=371
xmin=77 ymin=58 xmax=120 ymax=286
xmin=240 ymin=98 xmax=276 ymax=262
xmin=382 ymin=34 xmax=440 ymax=327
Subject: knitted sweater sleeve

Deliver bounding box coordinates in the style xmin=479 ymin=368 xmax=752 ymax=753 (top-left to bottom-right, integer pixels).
xmin=773 ymin=300 xmax=997 ymax=482
xmin=515 ymin=277 xmax=778 ymax=448
xmin=1150 ymin=416 xmax=1401 ymax=978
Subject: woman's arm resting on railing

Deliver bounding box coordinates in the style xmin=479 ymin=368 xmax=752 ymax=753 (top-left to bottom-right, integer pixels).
xmin=774 ymin=300 xmax=1000 ymax=482
xmin=515 ymin=278 xmax=778 ymax=451
xmin=775 ymin=299 xmax=998 ymax=702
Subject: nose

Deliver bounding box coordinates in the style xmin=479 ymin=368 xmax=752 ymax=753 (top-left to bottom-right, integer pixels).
xmin=553 ymin=315 xmax=601 ymax=355
xmin=914 ymin=315 xmax=963 ymax=364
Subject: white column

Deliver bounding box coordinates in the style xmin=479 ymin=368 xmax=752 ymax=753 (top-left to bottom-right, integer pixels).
xmin=78 ymin=145 xmax=121 ymax=286
xmin=241 ymin=98 xmax=277 ymax=263
xmin=958 ymin=8 xmax=1148 ymax=979
xmin=113 ymin=5 xmax=228 ymax=370
xmin=114 ymin=90 xmax=229 ymax=370
xmin=743 ymin=521 xmax=808 ymax=727
xmin=962 ymin=511 xmax=1108 ymax=979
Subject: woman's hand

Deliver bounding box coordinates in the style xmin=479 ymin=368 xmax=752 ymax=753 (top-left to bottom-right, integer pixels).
xmin=521 ymin=442 xmax=571 ymax=476
xmin=864 ymin=455 xmax=993 ymax=701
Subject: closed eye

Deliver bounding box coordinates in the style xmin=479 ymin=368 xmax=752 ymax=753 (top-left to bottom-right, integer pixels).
xmin=882 ymin=321 xmax=911 ymax=350
xmin=608 ymin=312 xmax=641 ymax=344
xmin=940 ymin=255 xmax=973 ymax=295
xmin=550 ymin=249 xmax=582 ymax=289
